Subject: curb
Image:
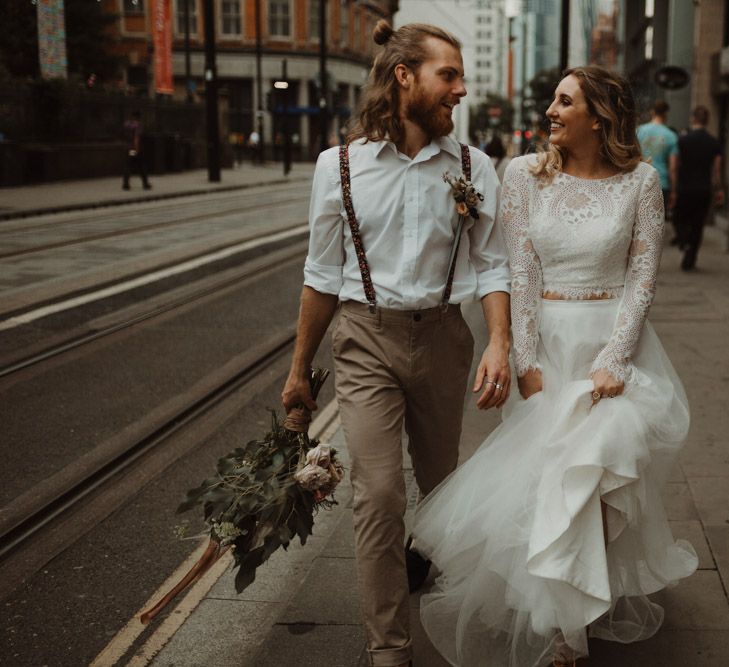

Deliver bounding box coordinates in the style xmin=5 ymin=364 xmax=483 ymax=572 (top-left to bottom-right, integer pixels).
xmin=0 ymin=175 xmax=310 ymax=222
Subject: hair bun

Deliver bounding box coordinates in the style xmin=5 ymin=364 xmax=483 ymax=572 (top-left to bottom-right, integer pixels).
xmin=373 ymin=19 xmax=394 ymax=45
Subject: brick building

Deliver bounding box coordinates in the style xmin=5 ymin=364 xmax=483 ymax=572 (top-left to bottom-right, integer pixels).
xmin=107 ymin=0 xmax=397 ymax=158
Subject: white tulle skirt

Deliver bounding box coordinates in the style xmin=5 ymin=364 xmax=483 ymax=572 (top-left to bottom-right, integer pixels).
xmin=412 ymin=299 xmax=698 ymax=667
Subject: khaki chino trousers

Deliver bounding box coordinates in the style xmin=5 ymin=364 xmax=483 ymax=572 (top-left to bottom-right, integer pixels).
xmin=332 ymin=301 xmax=474 ymax=666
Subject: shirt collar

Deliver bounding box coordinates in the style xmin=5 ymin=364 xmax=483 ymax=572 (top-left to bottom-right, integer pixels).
xmin=368 ymin=135 xmax=461 ymax=160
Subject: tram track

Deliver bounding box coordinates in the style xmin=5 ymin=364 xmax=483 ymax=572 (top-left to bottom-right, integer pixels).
xmin=0 ymin=325 xmax=297 ymax=572
xmin=0 ymin=238 xmax=308 ymax=379
xmin=0 ymin=192 xmax=309 ymax=260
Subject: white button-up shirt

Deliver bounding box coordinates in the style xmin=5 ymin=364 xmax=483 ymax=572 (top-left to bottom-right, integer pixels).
xmin=303 ymin=136 xmax=510 ymax=309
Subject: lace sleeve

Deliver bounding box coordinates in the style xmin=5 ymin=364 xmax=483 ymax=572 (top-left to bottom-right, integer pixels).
xmin=500 ymin=159 xmax=542 ymax=377
xmin=590 ymin=167 xmax=664 ymax=382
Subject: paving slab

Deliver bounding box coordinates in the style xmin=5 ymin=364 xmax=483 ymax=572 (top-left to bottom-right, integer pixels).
xmin=254 ymin=623 xmax=366 ymax=667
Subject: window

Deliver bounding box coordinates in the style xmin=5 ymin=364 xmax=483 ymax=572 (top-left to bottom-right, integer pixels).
xmin=340 ymin=0 xmax=349 ymax=45
xmin=221 ymin=0 xmax=241 ymax=35
xmin=268 ymin=0 xmax=291 ymax=38
xmin=175 ymin=0 xmax=198 ymax=36
xmin=124 ymin=0 xmax=144 ymax=12
xmin=309 ymin=0 xmax=320 ymax=40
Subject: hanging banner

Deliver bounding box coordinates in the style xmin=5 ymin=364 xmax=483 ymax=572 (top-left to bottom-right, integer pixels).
xmin=152 ymin=0 xmax=174 ymax=94
xmin=37 ymin=0 xmax=68 ymax=80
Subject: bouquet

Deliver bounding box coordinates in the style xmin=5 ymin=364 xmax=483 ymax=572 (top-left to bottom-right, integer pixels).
xmin=141 ymin=368 xmax=342 ymax=624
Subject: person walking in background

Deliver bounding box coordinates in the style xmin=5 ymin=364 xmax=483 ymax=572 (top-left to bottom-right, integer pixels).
xmin=637 ymin=100 xmax=677 ymax=237
xmin=485 ymin=135 xmax=509 ymax=182
xmin=248 ymin=129 xmax=261 ymax=164
xmin=671 ymin=105 xmax=724 ymax=271
xmin=282 ymin=20 xmax=511 ymax=667
xmin=122 ymin=110 xmax=151 ymax=191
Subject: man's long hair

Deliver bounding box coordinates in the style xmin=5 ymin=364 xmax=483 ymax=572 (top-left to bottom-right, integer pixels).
xmin=347 ymin=20 xmax=461 ymax=145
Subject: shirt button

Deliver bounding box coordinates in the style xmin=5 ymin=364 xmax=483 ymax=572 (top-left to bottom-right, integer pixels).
xmin=413 ymin=313 xmax=422 ymax=322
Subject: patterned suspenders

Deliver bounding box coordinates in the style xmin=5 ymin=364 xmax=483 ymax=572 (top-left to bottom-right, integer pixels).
xmin=338 ymin=142 xmax=472 ymax=312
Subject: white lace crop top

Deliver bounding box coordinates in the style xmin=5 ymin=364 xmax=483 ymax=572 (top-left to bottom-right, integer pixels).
xmin=500 ymin=156 xmax=664 ymax=382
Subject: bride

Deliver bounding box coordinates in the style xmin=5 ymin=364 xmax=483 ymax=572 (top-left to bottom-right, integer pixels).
xmin=412 ymin=66 xmax=698 ymax=666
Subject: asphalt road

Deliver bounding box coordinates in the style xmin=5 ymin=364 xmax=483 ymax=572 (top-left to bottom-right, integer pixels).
xmin=0 ymin=189 xmax=332 ymax=666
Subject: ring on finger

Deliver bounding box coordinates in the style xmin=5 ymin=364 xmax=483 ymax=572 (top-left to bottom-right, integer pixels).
xmin=494 ymin=383 xmax=503 ymax=390
xmin=591 ymin=390 xmax=601 ymax=401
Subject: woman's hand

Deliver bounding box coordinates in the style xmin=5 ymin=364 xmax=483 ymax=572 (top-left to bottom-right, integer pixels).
xmin=517 ymin=368 xmax=543 ymax=400
xmin=590 ymin=368 xmax=624 ymax=406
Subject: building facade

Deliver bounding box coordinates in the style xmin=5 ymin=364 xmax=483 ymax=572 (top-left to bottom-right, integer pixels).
xmin=108 ymin=0 xmax=397 ymax=158
xmin=394 ymin=0 xmax=511 ymax=143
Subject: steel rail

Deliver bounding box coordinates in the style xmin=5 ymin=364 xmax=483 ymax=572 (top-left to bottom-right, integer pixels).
xmin=0 ymin=192 xmax=309 ymax=260
xmin=0 ymin=325 xmax=297 ymax=563
xmin=0 ymin=239 xmax=307 ymax=379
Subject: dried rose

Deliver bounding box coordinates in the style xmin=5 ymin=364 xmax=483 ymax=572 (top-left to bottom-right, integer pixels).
xmin=294 ymin=464 xmax=331 ymax=491
xmin=456 ymin=201 xmax=468 ymax=216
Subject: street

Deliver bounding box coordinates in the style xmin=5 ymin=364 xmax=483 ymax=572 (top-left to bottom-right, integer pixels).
xmin=0 ymin=169 xmax=335 ymax=666
xmin=0 ymin=166 xmax=727 ymax=666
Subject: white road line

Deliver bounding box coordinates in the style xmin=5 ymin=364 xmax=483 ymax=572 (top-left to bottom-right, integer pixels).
xmin=89 ymin=400 xmax=340 ymax=667
xmin=0 ymin=224 xmax=308 ymax=332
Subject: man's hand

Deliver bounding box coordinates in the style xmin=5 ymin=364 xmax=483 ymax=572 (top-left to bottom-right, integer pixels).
xmin=668 ymin=191 xmax=677 ymax=210
xmin=281 ymin=370 xmax=318 ymax=413
xmin=517 ymin=368 xmax=543 ymax=400
xmin=281 ymin=287 xmax=338 ymax=415
xmin=473 ymin=342 xmax=511 ymax=409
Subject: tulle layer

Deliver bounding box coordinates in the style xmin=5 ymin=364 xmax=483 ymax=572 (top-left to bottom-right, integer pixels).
xmin=412 ymin=299 xmax=698 ymax=667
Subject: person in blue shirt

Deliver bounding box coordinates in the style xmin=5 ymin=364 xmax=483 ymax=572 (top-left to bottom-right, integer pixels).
xmin=637 ymin=100 xmax=678 ymax=239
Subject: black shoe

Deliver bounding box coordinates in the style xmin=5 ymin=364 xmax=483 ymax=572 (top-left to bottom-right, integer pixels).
xmin=143 ymin=183 xmax=152 ymax=190
xmin=122 ymin=184 xmax=130 ymax=190
xmin=669 ymin=236 xmax=680 ymax=246
xmin=681 ymin=256 xmax=695 ymax=271
xmin=405 ymin=536 xmax=431 ymax=593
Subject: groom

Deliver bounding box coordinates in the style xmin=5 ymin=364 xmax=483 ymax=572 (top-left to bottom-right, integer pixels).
xmin=282 ymin=21 xmax=511 ymax=667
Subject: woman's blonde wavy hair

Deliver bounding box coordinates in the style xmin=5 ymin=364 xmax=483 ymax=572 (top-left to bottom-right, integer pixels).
xmin=529 ymin=66 xmax=642 ymax=182
xmin=347 ymin=20 xmax=461 ymax=145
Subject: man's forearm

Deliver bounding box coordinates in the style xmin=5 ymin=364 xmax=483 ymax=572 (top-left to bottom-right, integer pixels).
xmin=480 ymin=290 xmax=511 ymax=350
xmin=290 ymin=286 xmax=339 ymax=377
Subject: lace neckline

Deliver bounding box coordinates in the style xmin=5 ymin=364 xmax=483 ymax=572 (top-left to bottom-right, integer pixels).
xmin=556 ymin=169 xmax=627 ymax=183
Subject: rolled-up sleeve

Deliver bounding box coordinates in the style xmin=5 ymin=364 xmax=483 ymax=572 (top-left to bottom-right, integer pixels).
xmin=303 ymin=150 xmax=344 ymax=295
xmin=468 ymin=152 xmax=511 ymax=298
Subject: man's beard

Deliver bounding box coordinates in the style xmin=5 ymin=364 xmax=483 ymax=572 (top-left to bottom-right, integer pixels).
xmin=405 ymin=84 xmax=454 ymax=138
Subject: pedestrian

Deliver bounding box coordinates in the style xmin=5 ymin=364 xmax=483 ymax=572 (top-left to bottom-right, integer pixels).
xmin=248 ymin=129 xmax=261 ymax=164
xmin=485 ymin=134 xmax=508 ymax=181
xmin=122 ymin=110 xmax=151 ymax=191
xmin=412 ymin=66 xmax=697 ymax=666
xmin=637 ymin=100 xmax=678 ymax=238
xmin=671 ymin=105 xmax=724 ymax=270
xmin=281 ymin=19 xmax=511 ymax=667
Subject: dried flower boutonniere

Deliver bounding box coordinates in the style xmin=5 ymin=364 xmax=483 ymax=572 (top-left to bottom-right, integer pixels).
xmin=443 ymin=171 xmax=484 ymax=220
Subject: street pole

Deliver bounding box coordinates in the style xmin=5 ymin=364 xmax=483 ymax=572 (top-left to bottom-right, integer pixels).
xmin=318 ymin=0 xmax=329 ymax=155
xmin=282 ymin=59 xmax=292 ymax=176
xmin=203 ymin=0 xmax=221 ymax=182
xmin=560 ymin=0 xmax=570 ymax=73
xmin=255 ymin=0 xmax=264 ymax=163
xmin=184 ymin=0 xmax=193 ymax=102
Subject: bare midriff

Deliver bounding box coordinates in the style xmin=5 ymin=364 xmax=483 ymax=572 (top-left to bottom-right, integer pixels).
xmin=542 ymin=291 xmax=615 ymax=300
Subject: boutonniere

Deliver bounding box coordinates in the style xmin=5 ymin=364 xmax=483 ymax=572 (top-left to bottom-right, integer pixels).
xmin=443 ymin=171 xmax=484 ymax=220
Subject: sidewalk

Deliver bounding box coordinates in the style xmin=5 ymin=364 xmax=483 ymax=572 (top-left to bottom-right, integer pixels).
xmin=126 ymin=226 xmax=729 ymax=666
xmin=0 ymin=162 xmax=314 ymax=220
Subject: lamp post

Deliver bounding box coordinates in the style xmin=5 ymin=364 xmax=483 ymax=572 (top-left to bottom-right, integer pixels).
xmin=184 ymin=0 xmax=193 ymax=102
xmin=560 ymin=0 xmax=570 ymax=72
xmin=203 ymin=0 xmax=220 ymax=181
xmin=318 ymin=0 xmax=329 ymax=155
xmin=254 ymin=0 xmax=264 ymax=163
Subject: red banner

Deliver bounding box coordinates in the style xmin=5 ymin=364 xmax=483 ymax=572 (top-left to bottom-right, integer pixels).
xmin=152 ymin=0 xmax=173 ymax=95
